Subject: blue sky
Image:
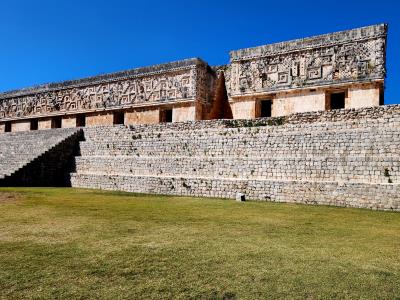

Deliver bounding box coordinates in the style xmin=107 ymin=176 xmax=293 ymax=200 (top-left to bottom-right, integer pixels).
xmin=0 ymin=0 xmax=398 ymax=104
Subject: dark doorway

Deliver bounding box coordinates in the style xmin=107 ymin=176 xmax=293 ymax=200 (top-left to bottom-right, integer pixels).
xmin=76 ymin=115 xmax=86 ymax=127
xmin=160 ymin=109 xmax=173 ymax=123
xmin=51 ymin=116 xmax=62 ymax=128
xmin=113 ymin=111 xmax=125 ymax=125
xmin=330 ymin=92 xmax=345 ymax=110
xmin=379 ymin=88 xmax=384 ymax=105
xmin=260 ymin=100 xmax=272 ymax=117
xmin=165 ymin=109 xmax=173 ymax=123
xmin=5 ymin=122 xmax=11 ymax=132
xmin=30 ymin=119 xmax=38 ymax=131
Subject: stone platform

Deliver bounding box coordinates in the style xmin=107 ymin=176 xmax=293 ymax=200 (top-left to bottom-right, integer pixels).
xmin=69 ymin=105 xmax=400 ymax=211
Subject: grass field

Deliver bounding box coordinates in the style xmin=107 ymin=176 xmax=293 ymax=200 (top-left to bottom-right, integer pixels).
xmin=0 ymin=188 xmax=399 ymax=299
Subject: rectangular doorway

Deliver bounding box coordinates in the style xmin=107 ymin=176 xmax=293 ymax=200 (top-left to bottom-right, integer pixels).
xmin=76 ymin=115 xmax=86 ymax=127
xmin=51 ymin=116 xmax=62 ymax=128
xmin=329 ymin=92 xmax=346 ymax=110
xmin=5 ymin=122 xmax=11 ymax=132
xmin=113 ymin=112 xmax=125 ymax=125
xmin=30 ymin=119 xmax=38 ymax=131
xmin=260 ymin=100 xmax=272 ymax=118
xmin=160 ymin=109 xmax=173 ymax=123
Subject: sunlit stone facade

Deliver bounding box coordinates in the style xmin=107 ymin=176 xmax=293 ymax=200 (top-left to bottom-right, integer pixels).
xmin=0 ymin=24 xmax=387 ymax=132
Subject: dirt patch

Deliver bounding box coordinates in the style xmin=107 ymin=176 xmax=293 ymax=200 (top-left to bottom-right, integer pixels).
xmin=0 ymin=192 xmax=21 ymax=204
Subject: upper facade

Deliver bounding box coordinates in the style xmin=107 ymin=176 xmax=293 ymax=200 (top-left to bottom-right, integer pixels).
xmin=0 ymin=58 xmax=214 ymax=124
xmin=228 ymin=23 xmax=386 ymax=96
xmin=220 ymin=24 xmax=387 ymax=118
xmin=0 ymin=24 xmax=388 ymax=132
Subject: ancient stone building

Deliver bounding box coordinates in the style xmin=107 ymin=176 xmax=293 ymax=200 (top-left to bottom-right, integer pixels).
xmin=0 ymin=24 xmax=387 ymax=132
xmin=0 ymin=23 xmax=397 ymax=211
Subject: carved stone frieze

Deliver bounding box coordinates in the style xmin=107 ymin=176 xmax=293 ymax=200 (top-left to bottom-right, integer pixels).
xmin=0 ymin=59 xmax=209 ymax=120
xmin=228 ymin=24 xmax=387 ymax=97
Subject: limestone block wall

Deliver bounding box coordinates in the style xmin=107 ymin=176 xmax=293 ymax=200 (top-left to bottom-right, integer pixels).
xmin=173 ymin=105 xmax=196 ymax=122
xmin=125 ymin=108 xmax=159 ymax=125
xmin=86 ymin=112 xmax=114 ymax=126
xmin=62 ymin=116 xmax=77 ymax=128
xmin=273 ymin=89 xmax=326 ymax=117
xmin=70 ymin=104 xmax=400 ymax=211
xmin=230 ymin=82 xmax=382 ymax=119
xmin=38 ymin=118 xmax=52 ymax=130
xmin=231 ymin=100 xmax=256 ymax=119
xmin=348 ymin=83 xmax=382 ymax=109
xmin=11 ymin=120 xmax=31 ymax=132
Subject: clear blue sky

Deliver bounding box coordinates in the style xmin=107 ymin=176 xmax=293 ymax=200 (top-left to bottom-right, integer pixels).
xmin=0 ymin=0 xmax=398 ymax=104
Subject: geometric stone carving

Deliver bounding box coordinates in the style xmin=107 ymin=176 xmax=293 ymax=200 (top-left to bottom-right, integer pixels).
xmin=0 ymin=58 xmax=213 ymax=120
xmin=228 ymin=24 xmax=387 ymax=97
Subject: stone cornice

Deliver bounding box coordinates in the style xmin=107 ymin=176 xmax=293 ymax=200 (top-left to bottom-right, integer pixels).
xmin=229 ymin=24 xmax=387 ymax=62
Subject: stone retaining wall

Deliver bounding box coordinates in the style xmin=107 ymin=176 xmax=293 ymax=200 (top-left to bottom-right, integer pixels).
xmin=70 ymin=105 xmax=400 ymax=211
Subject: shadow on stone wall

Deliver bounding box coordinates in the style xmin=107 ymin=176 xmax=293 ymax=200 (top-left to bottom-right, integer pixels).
xmin=207 ymin=71 xmax=233 ymax=120
xmin=0 ymin=130 xmax=83 ymax=187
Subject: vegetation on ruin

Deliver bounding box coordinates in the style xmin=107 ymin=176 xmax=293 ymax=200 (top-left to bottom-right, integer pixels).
xmin=0 ymin=187 xmax=399 ymax=299
xmin=224 ymin=117 xmax=286 ymax=129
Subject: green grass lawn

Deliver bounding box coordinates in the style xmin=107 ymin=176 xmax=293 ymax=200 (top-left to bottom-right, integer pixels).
xmin=0 ymin=188 xmax=399 ymax=299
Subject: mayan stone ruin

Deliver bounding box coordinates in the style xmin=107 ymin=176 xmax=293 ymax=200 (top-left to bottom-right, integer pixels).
xmin=1 ymin=23 xmax=399 ymax=211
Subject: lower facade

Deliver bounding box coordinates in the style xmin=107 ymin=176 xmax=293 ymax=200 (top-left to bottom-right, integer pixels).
xmin=230 ymin=82 xmax=383 ymax=119
xmin=0 ymin=81 xmax=384 ymax=133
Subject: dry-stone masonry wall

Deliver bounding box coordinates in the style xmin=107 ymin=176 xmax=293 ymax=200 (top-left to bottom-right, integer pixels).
xmin=70 ymin=105 xmax=400 ymax=211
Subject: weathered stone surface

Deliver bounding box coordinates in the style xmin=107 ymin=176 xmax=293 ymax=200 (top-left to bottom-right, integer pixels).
xmin=0 ymin=25 xmax=396 ymax=211
xmin=0 ymin=24 xmax=387 ymax=126
xmin=0 ymin=58 xmax=214 ymax=121
xmin=0 ymin=128 xmax=82 ymax=185
xmin=228 ymin=24 xmax=386 ymax=97
xmin=68 ymin=104 xmax=400 ymax=211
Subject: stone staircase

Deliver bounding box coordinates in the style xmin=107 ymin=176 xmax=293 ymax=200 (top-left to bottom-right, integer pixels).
xmin=0 ymin=128 xmax=82 ymax=186
xmin=70 ymin=112 xmax=400 ymax=210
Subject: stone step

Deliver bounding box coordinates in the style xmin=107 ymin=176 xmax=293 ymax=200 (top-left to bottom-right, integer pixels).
xmin=80 ymin=125 xmax=400 ymax=147
xmin=0 ymin=128 xmax=80 ymax=179
xmin=81 ymin=110 xmax=400 ymax=140
xmin=82 ymin=119 xmax=400 ymax=142
xmin=77 ymin=132 xmax=400 ymax=157
xmin=69 ymin=173 xmax=400 ymax=211
xmin=73 ymin=155 xmax=400 ymax=184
